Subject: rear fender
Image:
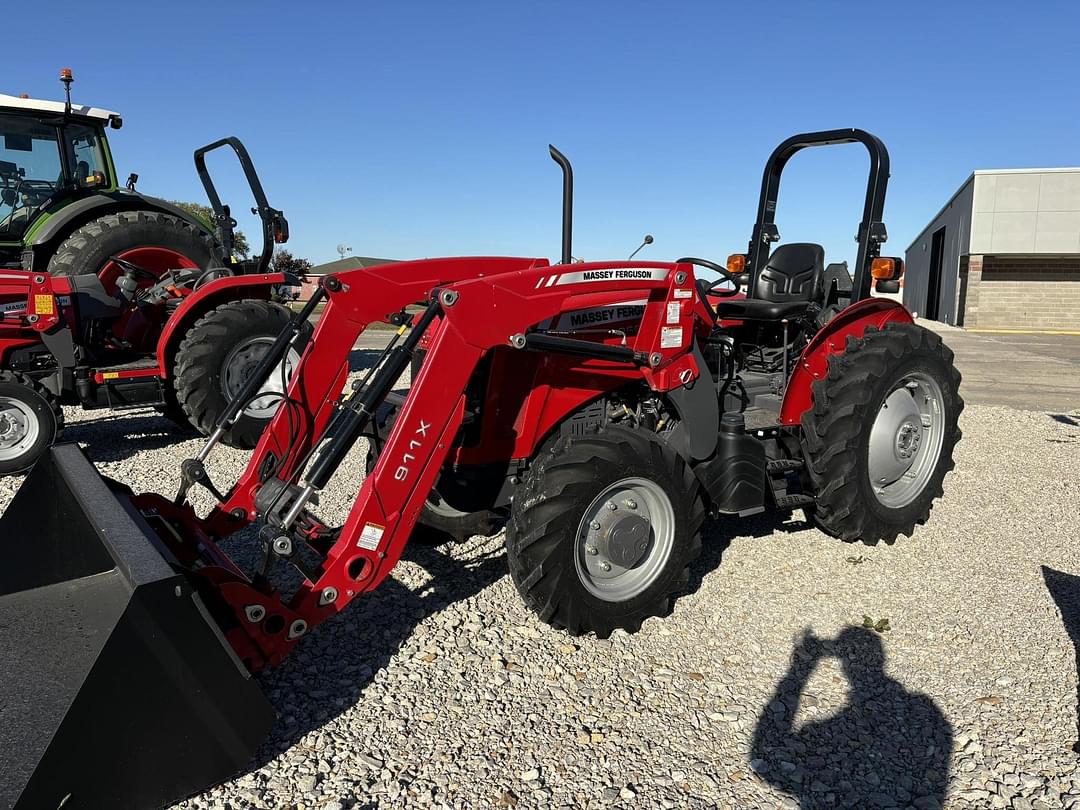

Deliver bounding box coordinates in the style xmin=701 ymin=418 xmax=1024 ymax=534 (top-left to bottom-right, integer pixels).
xmin=155 ymin=273 xmax=285 ymax=377
xmin=27 ymin=193 xmax=214 ymax=248
xmin=779 ymin=298 xmax=914 ymax=426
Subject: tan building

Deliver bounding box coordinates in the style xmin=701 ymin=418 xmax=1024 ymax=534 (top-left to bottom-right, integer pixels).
xmin=905 ymin=168 xmax=1080 ymax=330
xmin=298 ymin=256 xmax=397 ymax=300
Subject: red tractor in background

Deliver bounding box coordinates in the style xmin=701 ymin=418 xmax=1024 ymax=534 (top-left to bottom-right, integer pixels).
xmin=0 ymin=137 xmax=307 ymax=473
xmin=0 ymin=130 xmax=962 ymax=809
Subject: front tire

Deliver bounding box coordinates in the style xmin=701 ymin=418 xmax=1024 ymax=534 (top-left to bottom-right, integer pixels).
xmin=0 ymin=372 xmax=63 ymax=475
xmin=173 ymin=300 xmax=309 ymax=448
xmin=506 ymin=425 xmax=705 ymax=638
xmin=801 ymin=322 xmax=963 ymax=544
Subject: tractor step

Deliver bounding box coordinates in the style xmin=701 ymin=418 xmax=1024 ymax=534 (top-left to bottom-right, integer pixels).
xmin=774 ymin=493 xmax=815 ymax=509
xmin=95 ymin=358 xmax=160 ymax=374
xmin=0 ymin=444 xmax=274 ymax=809
xmin=766 ymin=458 xmax=804 ymax=474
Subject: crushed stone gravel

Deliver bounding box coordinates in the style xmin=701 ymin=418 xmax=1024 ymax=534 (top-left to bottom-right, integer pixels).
xmin=2 ymin=360 xmax=1078 ymax=809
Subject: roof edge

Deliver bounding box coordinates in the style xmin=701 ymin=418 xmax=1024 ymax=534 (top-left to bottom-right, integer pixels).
xmin=905 ymin=172 xmax=975 ymax=254
xmin=0 ymin=93 xmax=119 ymax=121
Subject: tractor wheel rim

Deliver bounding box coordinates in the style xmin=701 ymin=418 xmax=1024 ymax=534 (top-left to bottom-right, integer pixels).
xmin=0 ymin=396 xmax=40 ymax=462
xmin=867 ymin=372 xmax=946 ymax=509
xmin=574 ymin=477 xmax=675 ymax=602
xmin=221 ymin=338 xmax=301 ymax=420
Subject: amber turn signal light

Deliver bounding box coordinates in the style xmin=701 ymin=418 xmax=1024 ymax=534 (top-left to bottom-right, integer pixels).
xmin=871 ymin=257 xmax=904 ymax=280
xmin=726 ymin=254 xmax=747 ymax=274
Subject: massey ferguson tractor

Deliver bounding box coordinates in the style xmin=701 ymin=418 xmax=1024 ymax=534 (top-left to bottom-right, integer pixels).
xmin=0 ymin=130 xmax=962 ymax=809
xmin=0 ymin=72 xmax=303 ymax=472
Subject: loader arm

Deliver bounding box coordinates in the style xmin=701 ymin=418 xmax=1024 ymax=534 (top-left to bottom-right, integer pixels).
xmin=140 ymin=258 xmax=703 ymax=669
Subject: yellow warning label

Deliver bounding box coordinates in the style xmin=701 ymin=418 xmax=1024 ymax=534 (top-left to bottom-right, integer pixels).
xmin=103 ymin=372 xmax=120 ymax=380
xmin=34 ymin=295 xmax=54 ymax=315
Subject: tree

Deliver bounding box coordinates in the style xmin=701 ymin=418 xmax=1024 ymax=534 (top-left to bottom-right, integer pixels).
xmin=169 ymin=200 xmax=251 ymax=259
xmin=269 ymin=249 xmax=314 ymax=303
xmin=270 ymin=249 xmax=314 ymax=276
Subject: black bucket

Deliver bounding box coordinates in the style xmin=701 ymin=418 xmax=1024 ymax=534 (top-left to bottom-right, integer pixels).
xmin=0 ymin=445 xmax=274 ymax=810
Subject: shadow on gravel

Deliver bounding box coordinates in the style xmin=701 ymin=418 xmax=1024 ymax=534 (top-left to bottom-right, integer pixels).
xmin=691 ymin=510 xmax=811 ymax=593
xmin=249 ymin=541 xmax=508 ymax=777
xmin=349 ymin=348 xmax=385 ymax=372
xmin=751 ymin=627 xmax=952 ymax=810
xmin=1042 ymin=566 xmax=1080 ymax=753
xmin=64 ymin=413 xmax=196 ymax=462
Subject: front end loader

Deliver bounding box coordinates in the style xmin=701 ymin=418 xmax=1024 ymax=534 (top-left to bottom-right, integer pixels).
xmin=0 ymin=131 xmax=962 ymax=808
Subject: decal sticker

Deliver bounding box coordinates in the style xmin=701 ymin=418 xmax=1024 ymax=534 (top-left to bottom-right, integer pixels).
xmin=666 ymin=301 xmax=681 ymax=324
xmin=554 ymin=267 xmax=669 ymax=285
xmin=673 ymin=288 xmax=692 ymax=299
xmin=549 ymin=299 xmax=647 ymax=331
xmin=0 ymin=301 xmax=26 ymax=314
xmin=357 ymin=522 xmax=385 ymax=550
xmin=660 ymin=326 xmax=684 ymax=349
xmin=33 ymin=294 xmax=54 ymax=315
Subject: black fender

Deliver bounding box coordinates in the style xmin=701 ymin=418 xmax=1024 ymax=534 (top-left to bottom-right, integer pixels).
xmin=29 ymin=191 xmax=218 ymax=250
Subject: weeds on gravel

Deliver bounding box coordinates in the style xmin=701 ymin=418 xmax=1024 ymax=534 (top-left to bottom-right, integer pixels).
xmin=862 ymin=615 xmax=891 ymax=633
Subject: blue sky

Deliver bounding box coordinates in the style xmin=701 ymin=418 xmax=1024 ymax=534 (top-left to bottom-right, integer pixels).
xmin=8 ymin=2 xmax=1080 ymax=270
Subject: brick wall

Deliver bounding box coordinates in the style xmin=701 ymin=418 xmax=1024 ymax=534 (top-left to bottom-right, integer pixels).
xmin=959 ymin=255 xmax=1080 ymax=329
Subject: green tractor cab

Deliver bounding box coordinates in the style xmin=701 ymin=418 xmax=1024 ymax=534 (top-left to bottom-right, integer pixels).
xmin=0 ymin=70 xmax=225 ymax=279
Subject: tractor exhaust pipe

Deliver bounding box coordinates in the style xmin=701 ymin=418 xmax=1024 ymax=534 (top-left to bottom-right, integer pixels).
xmin=549 ymin=144 xmax=573 ymax=264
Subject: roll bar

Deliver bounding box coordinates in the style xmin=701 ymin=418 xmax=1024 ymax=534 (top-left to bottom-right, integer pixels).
xmin=746 ymin=128 xmax=890 ymax=303
xmin=194 ymin=137 xmax=289 ymax=275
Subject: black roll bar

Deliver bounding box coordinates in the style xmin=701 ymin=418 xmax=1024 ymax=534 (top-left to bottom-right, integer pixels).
xmin=746 ymin=128 xmax=890 ymax=303
xmin=193 ymin=137 xmax=289 ymax=275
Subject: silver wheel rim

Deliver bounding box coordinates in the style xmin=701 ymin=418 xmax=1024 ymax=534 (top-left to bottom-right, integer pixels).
xmin=867 ymin=372 xmax=946 ymax=508
xmin=221 ymin=338 xmax=301 ymax=420
xmin=0 ymin=396 xmax=40 ymax=462
xmin=574 ymin=477 xmax=676 ymax=602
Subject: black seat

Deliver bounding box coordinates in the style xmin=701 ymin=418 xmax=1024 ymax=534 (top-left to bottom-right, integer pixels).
xmin=715 ymin=243 xmax=825 ymax=321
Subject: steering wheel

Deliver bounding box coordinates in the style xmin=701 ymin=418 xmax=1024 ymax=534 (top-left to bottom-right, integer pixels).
xmin=109 ymin=255 xmax=161 ymax=281
xmin=675 ymin=257 xmax=742 ymax=298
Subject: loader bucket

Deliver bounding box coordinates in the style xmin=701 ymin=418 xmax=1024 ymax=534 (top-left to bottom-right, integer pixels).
xmin=0 ymin=445 xmax=274 ymax=810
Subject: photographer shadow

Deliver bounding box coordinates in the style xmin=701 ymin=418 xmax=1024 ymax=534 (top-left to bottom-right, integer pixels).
xmin=751 ymin=626 xmax=952 ymax=809
xmin=1042 ymin=566 xmax=1080 ymax=753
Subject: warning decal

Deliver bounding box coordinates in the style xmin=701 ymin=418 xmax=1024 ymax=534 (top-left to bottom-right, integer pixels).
xmin=660 ymin=326 xmax=684 ymax=349
xmin=357 ymin=522 xmax=385 ymax=550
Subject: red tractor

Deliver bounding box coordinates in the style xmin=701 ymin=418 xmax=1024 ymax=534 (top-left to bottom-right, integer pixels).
xmin=0 ymin=130 xmax=962 ymax=809
xmin=0 ymin=137 xmax=307 ymax=473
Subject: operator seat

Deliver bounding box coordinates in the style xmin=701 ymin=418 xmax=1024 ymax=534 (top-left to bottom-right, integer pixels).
xmin=713 ymin=242 xmax=825 ymax=321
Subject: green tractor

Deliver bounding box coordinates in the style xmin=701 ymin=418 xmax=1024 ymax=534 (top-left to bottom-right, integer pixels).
xmin=1 ymin=69 xmax=226 ymax=284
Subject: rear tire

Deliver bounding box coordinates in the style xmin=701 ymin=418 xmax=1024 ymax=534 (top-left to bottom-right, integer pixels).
xmin=173 ymin=300 xmax=309 ymax=448
xmin=47 ymin=210 xmax=218 ymax=293
xmin=506 ymin=425 xmax=704 ymax=638
xmin=801 ymin=322 xmax=963 ymax=544
xmin=0 ymin=372 xmax=62 ymax=475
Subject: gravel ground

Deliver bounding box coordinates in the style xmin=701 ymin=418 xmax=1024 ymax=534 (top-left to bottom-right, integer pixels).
xmin=2 ymin=359 xmax=1079 ymax=810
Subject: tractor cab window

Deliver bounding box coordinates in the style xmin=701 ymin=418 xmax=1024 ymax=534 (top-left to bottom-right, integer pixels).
xmin=68 ymin=125 xmax=108 ymax=188
xmin=0 ymin=114 xmax=62 ymax=238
